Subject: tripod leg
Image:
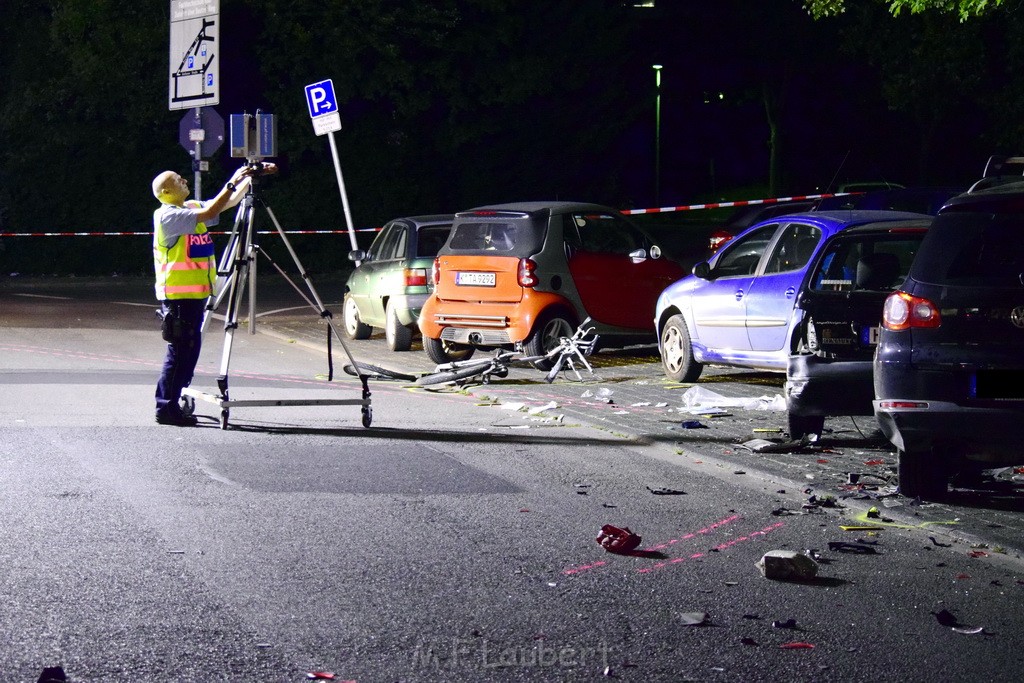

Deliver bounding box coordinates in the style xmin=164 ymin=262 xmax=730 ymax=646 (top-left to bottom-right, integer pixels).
xmin=262 ymin=204 xmax=363 ymax=374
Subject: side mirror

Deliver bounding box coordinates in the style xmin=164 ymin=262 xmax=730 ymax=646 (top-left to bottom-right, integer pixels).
xmin=692 ymin=261 xmax=711 ymax=279
xmin=348 ymin=249 xmax=367 ymax=263
xmin=628 ymin=248 xmax=648 ymax=264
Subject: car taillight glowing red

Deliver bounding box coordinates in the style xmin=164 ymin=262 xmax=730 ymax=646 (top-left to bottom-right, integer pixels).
xmin=432 ymin=258 xmax=440 ymax=286
xmin=518 ymin=258 xmax=538 ymax=287
xmin=882 ymin=291 xmax=941 ymax=331
xmin=404 ymin=268 xmax=427 ymax=287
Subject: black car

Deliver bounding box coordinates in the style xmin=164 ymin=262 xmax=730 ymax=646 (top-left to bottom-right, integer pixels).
xmin=874 ymin=156 xmax=1024 ymax=498
xmin=785 ymin=220 xmax=931 ymax=439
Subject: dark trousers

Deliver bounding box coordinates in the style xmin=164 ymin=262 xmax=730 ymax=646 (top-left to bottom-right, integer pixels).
xmin=155 ymin=298 xmax=207 ymax=416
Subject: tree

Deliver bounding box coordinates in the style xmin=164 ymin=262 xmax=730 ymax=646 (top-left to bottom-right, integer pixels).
xmin=804 ymin=0 xmax=1005 ymax=21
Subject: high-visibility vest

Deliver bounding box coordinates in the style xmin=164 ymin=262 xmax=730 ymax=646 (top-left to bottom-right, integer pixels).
xmin=153 ymin=201 xmax=216 ymax=300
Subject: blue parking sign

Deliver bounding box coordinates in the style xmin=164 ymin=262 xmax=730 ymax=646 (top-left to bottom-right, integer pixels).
xmin=304 ymin=79 xmax=337 ymax=118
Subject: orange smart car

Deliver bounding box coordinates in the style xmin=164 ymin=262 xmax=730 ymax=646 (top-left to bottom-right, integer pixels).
xmin=419 ymin=202 xmax=686 ymax=365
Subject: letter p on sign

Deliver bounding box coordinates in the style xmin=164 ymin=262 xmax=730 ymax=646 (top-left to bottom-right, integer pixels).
xmin=304 ymin=79 xmax=337 ymax=118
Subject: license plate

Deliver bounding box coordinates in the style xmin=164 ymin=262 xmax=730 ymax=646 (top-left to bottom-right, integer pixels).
xmin=860 ymin=326 xmax=880 ymax=345
xmin=974 ymin=369 xmax=1024 ymax=399
xmin=456 ymin=271 xmax=496 ymax=287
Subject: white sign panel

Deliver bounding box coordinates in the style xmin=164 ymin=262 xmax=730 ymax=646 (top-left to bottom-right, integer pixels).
xmin=312 ymin=112 xmax=343 ymax=136
xmin=168 ymin=0 xmax=220 ymax=110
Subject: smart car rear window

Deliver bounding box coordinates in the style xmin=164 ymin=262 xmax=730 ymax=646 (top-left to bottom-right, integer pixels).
xmin=444 ymin=217 xmax=543 ymax=256
xmin=913 ymin=213 xmax=1024 ymax=287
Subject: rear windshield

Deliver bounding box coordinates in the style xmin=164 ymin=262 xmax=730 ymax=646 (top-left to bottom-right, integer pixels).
xmin=416 ymin=225 xmax=451 ymax=258
xmin=444 ymin=216 xmax=545 ymax=256
xmin=810 ymin=232 xmax=926 ymax=292
xmin=912 ymin=212 xmax=1024 ymax=287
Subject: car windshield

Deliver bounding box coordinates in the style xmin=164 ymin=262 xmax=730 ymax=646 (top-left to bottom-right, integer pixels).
xmin=445 ymin=217 xmax=544 ymax=256
xmin=811 ymin=232 xmax=925 ymax=292
xmin=913 ymin=213 xmax=1024 ymax=287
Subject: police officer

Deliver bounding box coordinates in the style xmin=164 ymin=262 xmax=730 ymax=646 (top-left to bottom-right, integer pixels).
xmin=151 ymin=163 xmax=272 ymax=425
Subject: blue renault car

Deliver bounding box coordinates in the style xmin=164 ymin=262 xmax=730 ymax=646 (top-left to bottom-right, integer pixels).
xmin=655 ymin=210 xmax=931 ymax=383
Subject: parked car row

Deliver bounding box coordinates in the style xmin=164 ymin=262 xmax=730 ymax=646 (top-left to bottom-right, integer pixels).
xmin=342 ymin=156 xmax=1024 ymax=500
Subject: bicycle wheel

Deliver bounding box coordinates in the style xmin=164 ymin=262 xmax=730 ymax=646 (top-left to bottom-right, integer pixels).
xmin=343 ymin=362 xmax=417 ymax=382
xmin=415 ymin=362 xmax=491 ymax=386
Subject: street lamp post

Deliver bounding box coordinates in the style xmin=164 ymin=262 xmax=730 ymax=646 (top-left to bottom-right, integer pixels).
xmin=653 ymin=64 xmax=663 ymax=207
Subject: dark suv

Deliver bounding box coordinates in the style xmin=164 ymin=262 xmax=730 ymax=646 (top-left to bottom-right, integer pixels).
xmin=873 ymin=156 xmax=1024 ymax=498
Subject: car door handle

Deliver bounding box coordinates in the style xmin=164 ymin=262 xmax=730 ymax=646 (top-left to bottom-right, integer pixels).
xmin=735 ymin=289 xmax=745 ymax=301
xmin=785 ymin=287 xmax=796 ymax=298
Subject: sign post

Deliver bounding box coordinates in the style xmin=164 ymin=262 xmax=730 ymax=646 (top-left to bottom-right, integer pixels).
xmin=179 ymin=108 xmax=224 ymax=200
xmin=303 ymin=79 xmax=359 ymax=259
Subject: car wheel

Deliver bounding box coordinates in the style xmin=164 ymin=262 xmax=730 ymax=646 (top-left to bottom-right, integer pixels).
xmin=424 ymin=335 xmax=475 ymax=364
xmin=523 ymin=313 xmax=575 ymax=371
xmin=343 ymin=294 xmax=372 ymax=340
xmin=385 ymin=300 xmax=413 ymax=352
xmin=897 ymin=446 xmax=949 ymax=500
xmin=788 ymin=413 xmax=825 ymax=441
xmin=660 ymin=314 xmax=703 ymax=382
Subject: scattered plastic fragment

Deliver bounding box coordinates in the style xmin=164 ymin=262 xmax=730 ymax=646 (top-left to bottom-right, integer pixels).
xmin=597 ymin=525 xmax=642 ymax=554
xmin=741 ymin=637 xmax=759 ymax=646
xmin=679 ymin=612 xmax=710 ymax=626
xmin=631 ymin=401 xmax=652 ymax=407
xmin=839 ymin=525 xmax=883 ymax=531
xmin=681 ymin=420 xmax=708 ymax=429
xmin=968 ymin=550 xmax=988 ymax=558
xmin=780 ymin=642 xmax=815 ymax=649
xmin=647 ymin=486 xmax=687 ymax=495
xmin=528 ymin=401 xmax=559 ymax=415
xmin=37 ymin=667 xmax=66 ymax=683
xmin=866 ymin=506 xmax=880 ymax=518
xmin=828 ymin=541 xmax=878 ymax=554
xmin=952 ymin=626 xmax=985 ymax=635
xmin=756 ymin=550 xmax=819 ymax=581
xmin=863 ymin=459 xmax=885 ymax=466
xmin=772 ymin=618 xmax=798 ymax=629
xmin=306 ymin=673 xmax=337 ymax=681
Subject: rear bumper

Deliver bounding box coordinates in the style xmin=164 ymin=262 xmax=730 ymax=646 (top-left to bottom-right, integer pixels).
xmin=419 ymin=290 xmax=575 ymax=344
xmin=785 ymin=354 xmax=873 ymax=417
xmin=874 ymin=399 xmax=1024 ymax=463
xmin=392 ymin=293 xmax=429 ymax=327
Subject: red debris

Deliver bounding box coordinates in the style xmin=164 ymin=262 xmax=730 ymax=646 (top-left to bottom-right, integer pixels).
xmin=596 ymin=525 xmax=642 ymax=554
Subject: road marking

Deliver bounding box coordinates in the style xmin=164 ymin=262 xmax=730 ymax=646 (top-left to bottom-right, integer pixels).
xmin=11 ymin=293 xmax=72 ymax=300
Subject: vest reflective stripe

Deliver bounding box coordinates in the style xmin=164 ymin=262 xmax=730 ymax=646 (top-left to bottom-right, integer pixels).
xmin=163 ymin=283 xmax=211 ymax=294
xmin=157 ymin=260 xmax=213 ymax=272
xmin=153 ymin=203 xmax=216 ymax=300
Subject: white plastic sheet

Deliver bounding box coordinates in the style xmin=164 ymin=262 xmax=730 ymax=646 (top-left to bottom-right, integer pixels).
xmin=679 ymin=386 xmax=786 ymax=412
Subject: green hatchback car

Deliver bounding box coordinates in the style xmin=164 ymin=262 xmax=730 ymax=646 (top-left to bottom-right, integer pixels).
xmin=343 ymin=215 xmax=454 ymax=351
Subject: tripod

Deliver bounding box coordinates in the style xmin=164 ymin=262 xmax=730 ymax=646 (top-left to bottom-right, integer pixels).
xmin=181 ymin=170 xmax=372 ymax=429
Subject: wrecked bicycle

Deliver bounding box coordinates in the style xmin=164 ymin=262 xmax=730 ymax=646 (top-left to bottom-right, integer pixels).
xmin=415 ymin=318 xmax=600 ymax=387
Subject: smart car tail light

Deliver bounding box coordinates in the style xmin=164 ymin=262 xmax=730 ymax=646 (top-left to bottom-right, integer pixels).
xmin=404 ymin=268 xmax=427 ymax=287
xmin=882 ymin=291 xmax=941 ymax=331
xmin=518 ymin=258 xmax=538 ymax=287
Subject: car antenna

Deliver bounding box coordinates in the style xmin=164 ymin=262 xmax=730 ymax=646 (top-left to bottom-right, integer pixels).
xmin=823 ymin=150 xmax=850 ymax=194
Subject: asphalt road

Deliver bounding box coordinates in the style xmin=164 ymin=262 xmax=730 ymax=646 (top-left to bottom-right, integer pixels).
xmin=2 ymin=275 xmax=1024 ymax=683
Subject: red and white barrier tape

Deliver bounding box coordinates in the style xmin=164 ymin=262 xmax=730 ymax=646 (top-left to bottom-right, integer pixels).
xmin=0 ymin=193 xmax=855 ymax=236
xmin=622 ymin=192 xmax=852 ymax=215
xmin=0 ymin=228 xmax=383 ymax=237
